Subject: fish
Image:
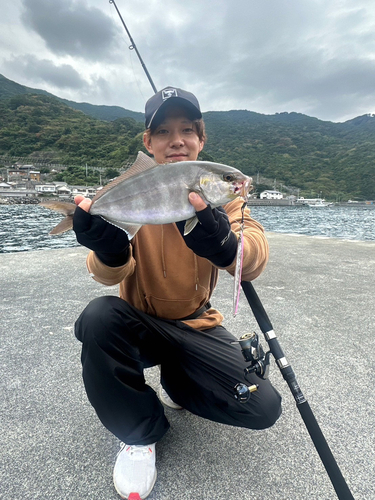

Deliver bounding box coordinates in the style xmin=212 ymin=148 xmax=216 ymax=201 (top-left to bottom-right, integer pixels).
xmin=41 ymin=151 xmax=252 ymax=238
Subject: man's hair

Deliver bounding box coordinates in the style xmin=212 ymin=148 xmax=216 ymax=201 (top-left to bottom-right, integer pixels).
xmin=145 ymin=118 xmax=207 ymax=143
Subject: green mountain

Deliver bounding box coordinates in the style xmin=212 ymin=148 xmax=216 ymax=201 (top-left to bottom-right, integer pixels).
xmin=0 ymin=74 xmax=374 ymax=199
xmin=0 ymin=93 xmax=145 ymax=168
xmin=0 ymin=74 xmax=144 ymax=122
xmin=203 ymin=110 xmax=375 ymax=200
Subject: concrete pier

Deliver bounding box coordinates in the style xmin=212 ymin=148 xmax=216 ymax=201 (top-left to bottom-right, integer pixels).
xmin=1 ymin=233 xmax=374 ymax=500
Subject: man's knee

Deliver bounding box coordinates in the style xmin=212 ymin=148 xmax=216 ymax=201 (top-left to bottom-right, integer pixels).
xmin=75 ymin=295 xmax=123 ymax=344
xmin=251 ymin=387 xmax=282 ymax=430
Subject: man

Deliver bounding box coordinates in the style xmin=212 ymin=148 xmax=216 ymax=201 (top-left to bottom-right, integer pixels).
xmin=73 ymin=87 xmax=281 ymax=500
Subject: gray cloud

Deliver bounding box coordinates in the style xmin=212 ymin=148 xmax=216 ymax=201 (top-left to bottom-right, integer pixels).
xmin=138 ymin=0 xmax=375 ymax=121
xmin=1 ymin=0 xmax=375 ymax=121
xmin=21 ymin=0 xmax=120 ymax=61
xmin=4 ymin=55 xmax=87 ymax=89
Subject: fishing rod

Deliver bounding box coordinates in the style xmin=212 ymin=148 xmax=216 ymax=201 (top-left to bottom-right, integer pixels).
xmin=238 ymin=280 xmax=354 ymax=500
xmin=108 ymin=3 xmax=354 ymax=496
xmin=109 ymin=0 xmax=157 ymax=93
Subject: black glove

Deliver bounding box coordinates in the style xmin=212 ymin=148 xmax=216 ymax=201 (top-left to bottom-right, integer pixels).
xmin=73 ymin=206 xmax=130 ymax=267
xmin=176 ymin=206 xmax=237 ymax=267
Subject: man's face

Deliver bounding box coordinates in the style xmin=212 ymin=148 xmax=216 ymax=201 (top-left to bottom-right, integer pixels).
xmin=143 ymin=106 xmax=204 ymax=164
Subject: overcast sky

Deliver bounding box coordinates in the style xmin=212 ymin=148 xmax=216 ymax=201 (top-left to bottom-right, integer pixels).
xmin=1 ymin=0 xmax=375 ymax=122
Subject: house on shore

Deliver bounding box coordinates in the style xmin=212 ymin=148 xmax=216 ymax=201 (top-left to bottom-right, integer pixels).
xmin=260 ymin=190 xmax=283 ymax=200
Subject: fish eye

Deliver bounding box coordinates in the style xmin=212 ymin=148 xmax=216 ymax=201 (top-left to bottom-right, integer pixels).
xmin=223 ymin=173 xmax=236 ymax=182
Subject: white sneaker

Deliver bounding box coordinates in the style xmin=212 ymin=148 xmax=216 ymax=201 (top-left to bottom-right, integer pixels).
xmin=113 ymin=442 xmax=157 ymax=499
xmin=157 ymin=385 xmax=183 ymax=410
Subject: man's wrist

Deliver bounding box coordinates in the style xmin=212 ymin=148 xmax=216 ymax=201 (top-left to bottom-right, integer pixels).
xmin=95 ymin=247 xmax=130 ymax=267
xmin=208 ymin=231 xmax=237 ymax=267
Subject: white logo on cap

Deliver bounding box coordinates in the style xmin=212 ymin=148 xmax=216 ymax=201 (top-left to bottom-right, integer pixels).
xmin=162 ymin=89 xmax=178 ymax=100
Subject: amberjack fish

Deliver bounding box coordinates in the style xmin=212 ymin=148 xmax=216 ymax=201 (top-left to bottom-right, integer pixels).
xmin=41 ymin=151 xmax=252 ymax=238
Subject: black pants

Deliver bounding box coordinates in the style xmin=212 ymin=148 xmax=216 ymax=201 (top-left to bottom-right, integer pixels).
xmin=75 ymin=296 xmax=282 ymax=445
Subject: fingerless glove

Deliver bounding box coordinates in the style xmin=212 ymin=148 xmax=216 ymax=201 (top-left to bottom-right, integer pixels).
xmin=176 ymin=206 xmax=237 ymax=267
xmin=73 ymin=206 xmax=130 ymax=267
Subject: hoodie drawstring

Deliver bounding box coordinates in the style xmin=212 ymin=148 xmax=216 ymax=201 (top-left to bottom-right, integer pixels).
xmin=161 ymin=225 xmax=167 ymax=278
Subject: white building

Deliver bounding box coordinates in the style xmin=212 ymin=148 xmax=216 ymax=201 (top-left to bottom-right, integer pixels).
xmin=260 ymin=190 xmax=283 ymax=200
xmin=35 ymin=184 xmax=56 ymax=193
xmin=56 ymin=186 xmax=71 ymax=197
xmin=34 ymin=183 xmax=97 ymax=198
xmin=70 ymin=186 xmax=97 ymax=198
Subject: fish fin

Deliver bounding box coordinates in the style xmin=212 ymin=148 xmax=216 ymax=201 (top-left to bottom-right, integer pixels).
xmin=92 ymin=152 xmax=158 ymax=203
xmin=184 ymin=216 xmax=199 ymax=235
xmin=40 ymin=201 xmax=77 ymax=216
xmin=40 ymin=202 xmax=76 ymax=235
xmin=103 ymin=218 xmax=142 ymax=240
xmin=49 ymin=215 xmax=74 ymax=235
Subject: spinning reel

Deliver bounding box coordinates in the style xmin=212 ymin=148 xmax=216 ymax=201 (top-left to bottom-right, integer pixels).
xmin=232 ymin=332 xmax=272 ymax=403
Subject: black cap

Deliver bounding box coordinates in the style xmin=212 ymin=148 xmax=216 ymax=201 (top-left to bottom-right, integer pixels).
xmin=145 ymin=86 xmax=202 ymax=129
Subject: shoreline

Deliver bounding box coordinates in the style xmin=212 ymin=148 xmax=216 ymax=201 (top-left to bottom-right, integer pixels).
xmin=0 ymin=195 xmax=40 ymax=204
xmin=1 ymin=195 xmax=374 ymax=206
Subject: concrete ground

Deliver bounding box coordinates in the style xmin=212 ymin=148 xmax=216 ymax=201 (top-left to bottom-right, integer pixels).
xmin=1 ymin=232 xmax=374 ymax=500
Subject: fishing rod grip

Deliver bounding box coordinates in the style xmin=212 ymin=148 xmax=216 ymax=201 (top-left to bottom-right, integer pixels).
xmin=297 ymin=400 xmax=354 ymax=500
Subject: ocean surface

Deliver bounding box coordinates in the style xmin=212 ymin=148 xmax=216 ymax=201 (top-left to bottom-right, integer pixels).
xmin=1 ymin=203 xmax=374 ymax=254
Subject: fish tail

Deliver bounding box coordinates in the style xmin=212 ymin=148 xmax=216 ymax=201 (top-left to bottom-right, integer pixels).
xmin=40 ymin=201 xmax=76 ymax=235
xmin=49 ymin=215 xmax=74 ymax=235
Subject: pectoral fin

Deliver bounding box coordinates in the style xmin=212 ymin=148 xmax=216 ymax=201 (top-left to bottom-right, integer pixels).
xmin=184 ymin=216 xmax=199 ymax=235
xmin=103 ymin=218 xmax=142 ymax=240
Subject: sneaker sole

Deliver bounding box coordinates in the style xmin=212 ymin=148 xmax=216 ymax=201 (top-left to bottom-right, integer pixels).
xmin=114 ymin=471 xmax=157 ymax=500
xmin=157 ymin=386 xmax=183 ymax=410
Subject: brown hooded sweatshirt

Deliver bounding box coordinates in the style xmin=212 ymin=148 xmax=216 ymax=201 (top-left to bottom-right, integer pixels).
xmin=86 ymin=198 xmax=268 ymax=331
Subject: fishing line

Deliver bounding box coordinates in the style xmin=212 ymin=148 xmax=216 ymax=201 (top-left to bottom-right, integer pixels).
xmin=109 ymin=0 xmax=157 ymax=94
xmin=129 ymin=48 xmax=147 ymax=101
xmin=108 ymin=0 xmax=146 ymax=100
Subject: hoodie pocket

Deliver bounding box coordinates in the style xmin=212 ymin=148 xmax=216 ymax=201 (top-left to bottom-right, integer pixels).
xmin=145 ymin=294 xmax=208 ymax=320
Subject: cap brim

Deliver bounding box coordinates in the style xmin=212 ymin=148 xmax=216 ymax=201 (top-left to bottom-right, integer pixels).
xmin=147 ymin=97 xmax=202 ymax=129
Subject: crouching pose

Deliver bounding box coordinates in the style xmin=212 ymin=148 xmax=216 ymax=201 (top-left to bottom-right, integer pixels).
xmin=73 ymin=87 xmax=282 ymax=499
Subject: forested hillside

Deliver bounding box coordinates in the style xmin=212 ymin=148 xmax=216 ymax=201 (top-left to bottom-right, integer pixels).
xmin=0 ymin=74 xmax=374 ymax=200
xmin=203 ymin=110 xmax=375 ymax=200
xmin=0 ymin=74 xmax=143 ymax=122
xmin=0 ymin=94 xmax=145 ymax=167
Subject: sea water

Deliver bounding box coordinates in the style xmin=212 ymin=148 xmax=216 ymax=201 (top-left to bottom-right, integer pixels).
xmin=250 ymin=204 xmax=375 ymax=241
xmin=0 ymin=204 xmax=374 ymax=253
